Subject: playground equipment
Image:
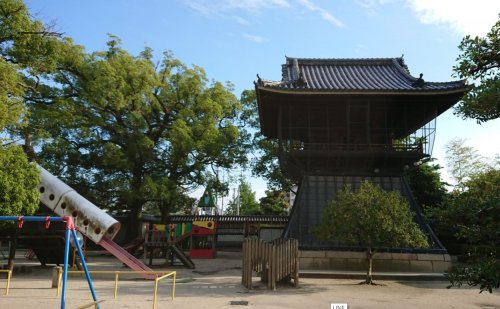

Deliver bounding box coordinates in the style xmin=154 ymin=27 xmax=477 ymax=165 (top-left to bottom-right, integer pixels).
xmin=190 ymin=220 xmax=216 ymax=258
xmin=145 ymin=223 xmax=195 ymax=268
xmin=37 ymin=166 xmax=119 ymax=243
xmin=36 ymin=165 xmax=154 ymax=277
xmin=0 ymin=216 xmax=98 ymax=309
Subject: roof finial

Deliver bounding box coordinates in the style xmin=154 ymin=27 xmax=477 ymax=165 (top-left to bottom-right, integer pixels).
xmin=413 ymin=73 xmax=425 ymax=87
xmin=255 ymin=74 xmax=263 ymax=86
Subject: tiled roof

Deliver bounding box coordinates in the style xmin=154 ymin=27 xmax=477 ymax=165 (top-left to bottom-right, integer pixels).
xmin=256 ymin=57 xmax=467 ymax=92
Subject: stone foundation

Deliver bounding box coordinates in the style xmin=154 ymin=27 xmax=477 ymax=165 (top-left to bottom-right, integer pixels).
xmin=300 ymin=250 xmax=451 ymax=273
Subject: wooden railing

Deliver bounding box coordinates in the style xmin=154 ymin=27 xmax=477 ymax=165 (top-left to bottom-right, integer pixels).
xmin=287 ymin=142 xmax=424 ymax=153
xmin=242 ymin=238 xmax=299 ymax=290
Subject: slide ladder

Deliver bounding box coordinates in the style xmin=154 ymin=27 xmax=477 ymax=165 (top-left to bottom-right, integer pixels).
xmin=168 ymin=244 xmax=195 ymax=269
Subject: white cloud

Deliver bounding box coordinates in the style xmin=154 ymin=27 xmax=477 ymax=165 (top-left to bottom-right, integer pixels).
xmin=233 ymin=15 xmax=251 ymax=25
xmin=406 ymin=0 xmax=500 ymax=36
xmin=183 ymin=0 xmax=291 ymax=16
xmin=356 ymin=0 xmax=500 ymax=37
xmin=355 ymin=0 xmax=398 ymax=8
xmin=297 ymin=0 xmax=344 ymax=27
xmin=242 ymin=33 xmax=269 ymax=43
xmin=183 ymin=0 xmax=344 ymax=28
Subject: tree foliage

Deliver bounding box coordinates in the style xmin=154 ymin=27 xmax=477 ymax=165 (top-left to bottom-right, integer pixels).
xmin=0 ymin=0 xmax=59 ymax=224
xmin=259 ymin=190 xmax=289 ymax=215
xmin=252 ymin=137 xmax=296 ymax=192
xmin=406 ymin=158 xmax=448 ymax=209
xmin=225 ymin=178 xmax=260 ymax=215
xmin=445 ymin=138 xmax=489 ymax=191
xmin=454 ymin=15 xmax=500 ymax=123
xmin=0 ymin=0 xmax=64 ymax=131
xmin=314 ymin=181 xmax=428 ymax=284
xmin=428 ymin=140 xmax=499 ymax=293
xmin=430 ymin=169 xmax=500 ymax=293
xmin=18 ymin=36 xmax=251 ymax=236
xmin=447 ymin=254 xmax=500 ymax=294
xmin=240 ymin=89 xmax=296 ymax=193
xmin=0 ymin=144 xmax=40 ymax=227
xmin=2 ymin=1 xmax=253 ymax=238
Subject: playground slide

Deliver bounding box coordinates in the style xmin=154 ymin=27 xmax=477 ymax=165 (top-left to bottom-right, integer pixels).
xmin=36 ymin=165 xmax=154 ymax=276
xmin=169 ymin=244 xmax=195 ymax=269
xmin=99 ymin=236 xmax=157 ymax=279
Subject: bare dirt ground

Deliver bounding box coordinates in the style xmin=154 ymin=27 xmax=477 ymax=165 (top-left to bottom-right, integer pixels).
xmin=1 ymin=250 xmax=499 ymax=309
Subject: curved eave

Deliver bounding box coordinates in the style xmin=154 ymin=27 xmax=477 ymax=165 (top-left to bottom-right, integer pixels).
xmin=256 ymin=85 xmax=469 ymax=96
xmin=256 ymin=84 xmax=469 ymax=139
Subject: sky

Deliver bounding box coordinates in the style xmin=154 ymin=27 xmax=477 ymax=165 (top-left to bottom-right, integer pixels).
xmin=25 ymin=0 xmax=500 ymax=206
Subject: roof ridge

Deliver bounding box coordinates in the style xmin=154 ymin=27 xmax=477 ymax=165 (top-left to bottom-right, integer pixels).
xmin=285 ymin=56 xmax=402 ymax=63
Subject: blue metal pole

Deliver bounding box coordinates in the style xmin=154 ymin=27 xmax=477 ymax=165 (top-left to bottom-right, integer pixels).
xmin=61 ymin=227 xmax=71 ymax=309
xmin=71 ymin=229 xmax=100 ymax=309
xmin=0 ymin=216 xmax=63 ymax=222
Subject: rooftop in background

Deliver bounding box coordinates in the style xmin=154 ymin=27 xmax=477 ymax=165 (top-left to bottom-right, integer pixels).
xmin=256 ymin=57 xmax=467 ymax=93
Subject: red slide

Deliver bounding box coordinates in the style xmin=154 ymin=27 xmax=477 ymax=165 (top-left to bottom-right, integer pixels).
xmin=99 ymin=236 xmax=156 ymax=279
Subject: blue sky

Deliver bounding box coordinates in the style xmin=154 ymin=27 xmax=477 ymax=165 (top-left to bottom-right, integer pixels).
xmin=25 ymin=0 xmax=500 ymax=203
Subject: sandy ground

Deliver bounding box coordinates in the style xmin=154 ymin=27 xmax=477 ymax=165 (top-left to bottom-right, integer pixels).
xmin=1 ymin=250 xmax=499 ymax=309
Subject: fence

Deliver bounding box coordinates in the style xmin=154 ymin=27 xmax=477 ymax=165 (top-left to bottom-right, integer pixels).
xmin=242 ymin=237 xmax=299 ymax=290
xmin=56 ymin=269 xmax=176 ymax=309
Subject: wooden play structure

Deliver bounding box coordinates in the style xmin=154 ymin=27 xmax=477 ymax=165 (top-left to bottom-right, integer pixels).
xmin=144 ymin=223 xmax=195 ymax=268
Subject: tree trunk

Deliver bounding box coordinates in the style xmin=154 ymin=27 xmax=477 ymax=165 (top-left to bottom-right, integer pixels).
xmin=128 ymin=165 xmax=145 ymax=241
xmin=365 ymin=247 xmax=373 ymax=285
xmin=160 ymin=206 xmax=169 ymax=224
xmin=7 ymin=231 xmax=19 ymax=271
xmin=128 ymin=206 xmax=143 ymax=241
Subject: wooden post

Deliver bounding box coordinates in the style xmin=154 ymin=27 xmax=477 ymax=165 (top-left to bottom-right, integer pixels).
xmin=242 ymin=237 xmax=299 ymax=290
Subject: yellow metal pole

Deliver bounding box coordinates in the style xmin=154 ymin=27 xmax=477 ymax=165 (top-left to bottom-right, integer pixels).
xmin=172 ymin=272 xmax=176 ymax=301
xmin=52 ymin=270 xmax=176 ymax=306
xmin=73 ymin=300 xmax=104 ymax=309
xmin=56 ymin=267 xmax=62 ymax=296
xmin=114 ymin=272 xmax=119 ymax=300
xmin=152 ymin=277 xmax=159 ymax=309
xmin=4 ymin=270 xmax=12 ymax=295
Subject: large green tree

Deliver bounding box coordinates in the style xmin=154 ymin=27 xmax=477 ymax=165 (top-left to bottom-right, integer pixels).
xmin=0 ymin=0 xmax=56 ymax=220
xmin=1 ymin=0 xmax=66 ymax=131
xmin=239 ymin=89 xmax=296 ymax=193
xmin=0 ymin=0 xmax=62 ymax=268
xmin=25 ymin=37 xmax=251 ymax=237
xmin=314 ymin=181 xmax=428 ymax=284
xmin=454 ymin=15 xmax=500 ymax=123
xmin=429 ymin=168 xmax=499 ymax=293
